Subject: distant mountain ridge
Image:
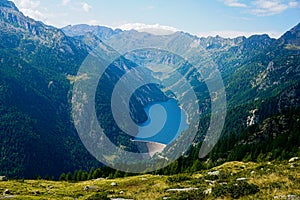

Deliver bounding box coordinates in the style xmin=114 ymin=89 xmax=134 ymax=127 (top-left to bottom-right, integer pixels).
xmin=62 ymin=24 xmax=123 ymax=40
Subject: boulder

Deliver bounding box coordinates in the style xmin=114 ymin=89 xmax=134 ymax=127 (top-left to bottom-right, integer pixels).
xmin=203 ymin=188 xmax=212 ymax=195
xmin=32 ymin=190 xmax=40 ymax=195
xmin=289 ymin=157 xmax=300 ymax=163
xmin=83 ymin=186 xmax=98 ymax=191
xmin=167 ymin=188 xmax=198 ymax=192
xmin=207 ymin=170 xmax=220 ymax=176
xmin=111 ymin=182 xmax=117 ymax=186
xmin=3 ymin=189 xmax=11 ymax=195
xmin=236 ymin=177 xmax=247 ymax=181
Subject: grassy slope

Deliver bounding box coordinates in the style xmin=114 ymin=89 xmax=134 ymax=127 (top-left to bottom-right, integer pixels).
xmin=0 ymin=160 xmax=299 ymax=200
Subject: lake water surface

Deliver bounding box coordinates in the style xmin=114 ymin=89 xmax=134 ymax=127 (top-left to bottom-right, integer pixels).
xmin=135 ymin=99 xmax=188 ymax=145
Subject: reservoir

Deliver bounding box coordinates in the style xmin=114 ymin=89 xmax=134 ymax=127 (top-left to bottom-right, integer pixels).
xmin=135 ymin=99 xmax=188 ymax=145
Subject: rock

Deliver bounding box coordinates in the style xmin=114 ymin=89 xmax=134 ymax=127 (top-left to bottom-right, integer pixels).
xmin=207 ymin=170 xmax=220 ymax=176
xmin=83 ymin=186 xmax=98 ymax=191
xmin=141 ymin=178 xmax=148 ymax=181
xmin=203 ymin=188 xmax=212 ymax=195
xmin=0 ymin=176 xmax=7 ymax=181
xmin=274 ymin=195 xmax=299 ymax=200
xmin=204 ymin=180 xmax=216 ymax=185
xmin=289 ymin=157 xmax=300 ymax=163
xmin=111 ymin=199 xmax=133 ymax=200
xmin=95 ymin=178 xmax=105 ymax=181
xmin=236 ymin=178 xmax=247 ymax=181
xmin=163 ymin=197 xmax=170 ymax=200
xmin=33 ymin=190 xmax=40 ymax=195
xmin=251 ymin=171 xmax=256 ymax=175
xmin=119 ymin=190 xmax=124 ymax=194
xmin=287 ymin=194 xmax=299 ymax=200
xmin=167 ymin=188 xmax=198 ymax=192
xmin=3 ymin=189 xmax=11 ymax=195
xmin=219 ymin=182 xmax=228 ymax=185
xmin=111 ymin=182 xmax=117 ymax=186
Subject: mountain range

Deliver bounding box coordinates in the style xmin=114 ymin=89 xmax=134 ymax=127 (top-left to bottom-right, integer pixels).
xmin=0 ymin=0 xmax=299 ymax=178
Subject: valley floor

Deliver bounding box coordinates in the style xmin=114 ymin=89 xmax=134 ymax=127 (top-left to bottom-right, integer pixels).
xmin=0 ymin=160 xmax=300 ymax=199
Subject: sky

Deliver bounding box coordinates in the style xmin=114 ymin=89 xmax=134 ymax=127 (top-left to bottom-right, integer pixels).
xmin=10 ymin=0 xmax=300 ymax=38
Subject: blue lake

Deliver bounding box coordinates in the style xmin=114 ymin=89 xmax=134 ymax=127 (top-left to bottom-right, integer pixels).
xmin=135 ymin=99 xmax=188 ymax=145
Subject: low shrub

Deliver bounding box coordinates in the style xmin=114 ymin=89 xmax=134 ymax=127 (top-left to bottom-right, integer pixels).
xmin=167 ymin=174 xmax=191 ymax=183
xmin=85 ymin=192 xmax=109 ymax=200
xmin=169 ymin=190 xmax=207 ymax=200
xmin=212 ymin=181 xmax=259 ymax=198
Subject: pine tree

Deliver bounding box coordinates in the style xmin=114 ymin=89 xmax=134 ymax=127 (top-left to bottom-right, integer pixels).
xmin=92 ymin=168 xmax=102 ymax=179
xmin=59 ymin=173 xmax=66 ymax=181
xmin=66 ymin=172 xmax=72 ymax=182
xmin=81 ymin=172 xmax=88 ymax=181
xmin=88 ymin=167 xmax=95 ymax=180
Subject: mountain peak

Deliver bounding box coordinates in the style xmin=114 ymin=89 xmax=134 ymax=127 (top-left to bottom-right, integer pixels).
xmin=278 ymin=22 xmax=300 ymax=46
xmin=290 ymin=22 xmax=300 ymax=33
xmin=0 ymin=0 xmax=18 ymax=11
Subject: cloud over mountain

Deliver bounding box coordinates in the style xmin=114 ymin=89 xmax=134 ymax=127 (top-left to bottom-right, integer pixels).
xmin=116 ymin=23 xmax=179 ymax=35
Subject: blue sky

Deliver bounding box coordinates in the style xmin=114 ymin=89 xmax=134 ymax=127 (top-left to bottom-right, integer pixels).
xmin=11 ymin=0 xmax=300 ymax=38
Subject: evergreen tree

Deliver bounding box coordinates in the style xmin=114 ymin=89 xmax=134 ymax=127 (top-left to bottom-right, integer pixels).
xmin=88 ymin=167 xmax=95 ymax=180
xmin=66 ymin=172 xmax=72 ymax=182
xmin=59 ymin=173 xmax=66 ymax=181
xmin=92 ymin=168 xmax=102 ymax=179
xmin=81 ymin=172 xmax=88 ymax=181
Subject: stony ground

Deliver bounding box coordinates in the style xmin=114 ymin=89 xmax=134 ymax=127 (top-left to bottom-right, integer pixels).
xmin=0 ymin=160 xmax=300 ymax=199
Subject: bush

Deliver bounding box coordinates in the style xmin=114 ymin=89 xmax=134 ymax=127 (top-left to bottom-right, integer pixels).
xmin=169 ymin=190 xmax=207 ymax=200
xmin=212 ymin=181 xmax=259 ymax=198
xmin=167 ymin=174 xmax=191 ymax=183
xmin=85 ymin=192 xmax=109 ymax=200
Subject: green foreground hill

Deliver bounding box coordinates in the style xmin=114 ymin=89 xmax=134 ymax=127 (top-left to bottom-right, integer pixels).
xmin=0 ymin=159 xmax=299 ymax=199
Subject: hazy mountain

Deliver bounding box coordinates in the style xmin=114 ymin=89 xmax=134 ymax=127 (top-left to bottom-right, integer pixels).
xmin=62 ymin=24 xmax=122 ymax=40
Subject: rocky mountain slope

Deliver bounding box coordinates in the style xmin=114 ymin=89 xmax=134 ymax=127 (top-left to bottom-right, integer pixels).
xmin=0 ymin=0 xmax=299 ymax=178
xmin=0 ymin=0 xmax=168 ymax=178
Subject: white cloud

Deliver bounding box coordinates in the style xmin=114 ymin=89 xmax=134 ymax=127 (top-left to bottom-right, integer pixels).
xmin=11 ymin=0 xmax=47 ymax=21
xmin=222 ymin=0 xmax=299 ymax=16
xmin=62 ymin=0 xmax=71 ymax=6
xmin=288 ymin=1 xmax=299 ymax=7
xmin=251 ymin=0 xmax=289 ymax=16
xmin=198 ymin=30 xmax=282 ymax=39
xmin=88 ymin=19 xmax=99 ymax=25
xmin=223 ymin=0 xmax=247 ymax=8
xmin=117 ymin=23 xmax=179 ymax=35
xmin=18 ymin=0 xmax=40 ymax=9
xmin=250 ymin=0 xmax=300 ymax=16
xmin=21 ymin=8 xmax=45 ymax=20
xmin=82 ymin=2 xmax=91 ymax=13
